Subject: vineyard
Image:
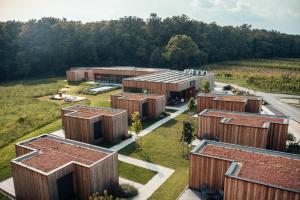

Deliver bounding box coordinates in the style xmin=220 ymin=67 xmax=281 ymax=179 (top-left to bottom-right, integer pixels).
xmin=204 ymin=58 xmax=300 ymax=94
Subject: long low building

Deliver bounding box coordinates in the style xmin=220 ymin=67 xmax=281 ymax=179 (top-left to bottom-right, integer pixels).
xmin=111 ymin=92 xmax=165 ymax=120
xmin=197 ymin=93 xmax=262 ymax=113
xmin=122 ymin=70 xmax=203 ymax=104
xmin=189 ymin=140 xmax=300 ymax=200
xmin=198 ymin=109 xmax=289 ymax=151
xmin=66 ymin=66 xmax=169 ymax=82
xmin=11 ymin=134 xmax=118 ymax=200
xmin=61 ymin=105 xmax=128 ymax=144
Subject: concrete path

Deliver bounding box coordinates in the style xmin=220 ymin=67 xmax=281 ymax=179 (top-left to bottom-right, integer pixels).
xmin=111 ymin=104 xmax=188 ymax=151
xmin=177 ymin=187 xmax=202 ymax=200
xmin=118 ymin=155 xmax=175 ymax=200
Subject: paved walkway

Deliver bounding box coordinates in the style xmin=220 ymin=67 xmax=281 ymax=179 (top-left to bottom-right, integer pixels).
xmin=119 ymin=155 xmax=175 ymax=200
xmin=177 ymin=188 xmax=202 ymax=200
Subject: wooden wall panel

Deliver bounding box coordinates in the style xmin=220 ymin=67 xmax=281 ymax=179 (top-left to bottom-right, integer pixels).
xmin=246 ymin=98 xmax=262 ymax=113
xmin=89 ymin=153 xmax=119 ymax=195
xmin=189 ymin=154 xmax=232 ymax=190
xmin=197 ymin=115 xmax=224 ymax=139
xmin=219 ymin=124 xmax=268 ymax=149
xmin=12 ymin=163 xmax=50 ymax=200
xmin=15 ymin=145 xmax=33 ymax=157
xmin=197 ymin=96 xmax=215 ymax=112
xmin=224 ymin=176 xmax=300 ymax=200
xmin=47 ymin=164 xmax=76 ymax=200
xmin=268 ymin=123 xmax=288 ymax=151
xmin=64 ymin=117 xmax=92 ymax=144
xmin=212 ymin=100 xmax=245 ymax=112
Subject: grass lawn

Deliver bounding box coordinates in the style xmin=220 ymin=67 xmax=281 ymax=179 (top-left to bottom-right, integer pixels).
xmin=119 ymin=161 xmax=157 ymax=185
xmin=119 ymin=113 xmax=197 ymax=199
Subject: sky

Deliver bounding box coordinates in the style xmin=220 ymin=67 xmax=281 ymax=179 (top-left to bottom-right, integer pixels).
xmin=0 ymin=0 xmax=300 ymax=35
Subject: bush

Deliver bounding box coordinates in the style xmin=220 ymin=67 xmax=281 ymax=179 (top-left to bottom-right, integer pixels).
xmin=116 ymin=184 xmax=139 ymax=198
xmin=223 ymin=85 xmax=232 ymax=91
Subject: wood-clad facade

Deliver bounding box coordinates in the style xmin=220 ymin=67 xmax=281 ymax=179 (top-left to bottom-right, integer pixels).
xmin=61 ymin=105 xmax=128 ymax=144
xmin=197 ymin=94 xmax=262 ymax=113
xmin=197 ymin=109 xmax=289 ymax=151
xmin=66 ymin=66 xmax=168 ymax=82
xmin=189 ymin=140 xmax=300 ymax=200
xmin=11 ymin=134 xmax=119 ymax=200
xmin=110 ymin=92 xmax=165 ymax=119
xmin=122 ymin=70 xmax=203 ymax=104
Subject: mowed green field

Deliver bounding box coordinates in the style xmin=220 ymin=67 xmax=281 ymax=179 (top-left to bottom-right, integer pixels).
xmin=120 ymin=113 xmax=197 ymax=199
xmin=204 ymin=58 xmax=300 ymax=94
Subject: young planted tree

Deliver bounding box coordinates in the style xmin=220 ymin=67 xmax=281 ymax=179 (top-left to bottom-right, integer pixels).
xmin=181 ymin=121 xmax=195 ymax=158
xmin=131 ymin=112 xmax=143 ymax=150
xmin=202 ymin=80 xmax=211 ymax=93
xmin=188 ymin=97 xmax=196 ymax=114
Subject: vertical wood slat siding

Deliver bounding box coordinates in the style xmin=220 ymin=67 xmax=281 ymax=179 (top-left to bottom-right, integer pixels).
xmin=189 ymin=154 xmax=232 ymax=190
xmin=196 ymin=95 xmax=261 ymax=113
xmin=197 ymin=95 xmax=215 ymax=112
xmin=268 ymin=123 xmax=289 ymax=151
xmin=62 ymin=110 xmax=128 ymax=143
xmin=12 ymin=163 xmax=50 ymax=200
xmin=89 ymin=153 xmax=119 ymax=195
xmin=197 ymin=115 xmax=285 ymax=150
xmin=64 ymin=117 xmax=92 ymax=144
xmin=219 ymin=124 xmax=268 ymax=148
xmin=245 ymin=98 xmax=262 ymax=113
xmin=224 ymin=176 xmax=300 ymax=200
xmin=197 ymin=115 xmax=224 ymax=140
xmin=111 ymin=94 xmax=165 ymax=120
xmin=122 ymin=78 xmax=198 ymax=93
xmin=12 ymin=155 xmax=119 ymax=200
xmin=15 ymin=145 xmax=33 ymax=157
xmin=213 ymin=100 xmax=245 ymax=112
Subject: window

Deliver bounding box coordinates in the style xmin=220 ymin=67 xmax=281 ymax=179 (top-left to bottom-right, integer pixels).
xmin=190 ymin=80 xmax=196 ymax=86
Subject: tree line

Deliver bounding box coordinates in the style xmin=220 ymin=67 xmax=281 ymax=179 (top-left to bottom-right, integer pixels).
xmin=0 ymin=14 xmax=300 ymax=81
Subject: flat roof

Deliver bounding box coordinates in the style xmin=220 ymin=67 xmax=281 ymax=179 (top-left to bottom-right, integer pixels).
xmin=198 ymin=93 xmax=261 ymax=101
xmin=14 ymin=135 xmax=114 ymax=173
xmin=69 ymin=66 xmax=168 ymax=72
xmin=112 ymin=92 xmax=164 ymax=101
xmin=201 ymin=109 xmax=287 ymax=126
xmin=193 ymin=141 xmax=300 ymax=192
xmin=123 ymin=70 xmax=199 ymax=84
xmin=224 ymin=118 xmax=268 ymax=128
xmin=62 ymin=105 xmax=126 ymax=118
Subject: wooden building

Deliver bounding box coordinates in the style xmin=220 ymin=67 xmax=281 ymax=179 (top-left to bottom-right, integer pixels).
xmin=61 ymin=105 xmax=128 ymax=144
xmin=111 ymin=92 xmax=165 ymax=120
xmin=197 ymin=93 xmax=262 ymax=113
xmin=11 ymin=134 xmax=118 ymax=200
xmin=197 ymin=109 xmax=289 ymax=151
xmin=66 ymin=66 xmax=169 ymax=82
xmin=122 ymin=70 xmax=203 ymax=105
xmin=189 ymin=140 xmax=300 ymax=200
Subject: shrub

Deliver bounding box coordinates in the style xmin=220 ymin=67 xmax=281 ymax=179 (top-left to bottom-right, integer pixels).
xmin=116 ymin=184 xmax=139 ymax=198
xmin=223 ymin=85 xmax=232 ymax=91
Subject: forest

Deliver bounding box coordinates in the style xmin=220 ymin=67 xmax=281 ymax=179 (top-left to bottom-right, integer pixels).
xmin=1 ymin=13 xmax=300 ymax=81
